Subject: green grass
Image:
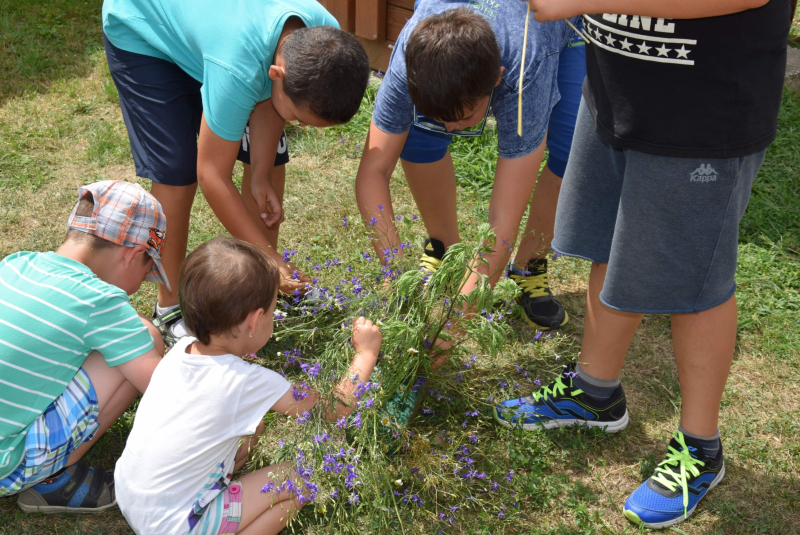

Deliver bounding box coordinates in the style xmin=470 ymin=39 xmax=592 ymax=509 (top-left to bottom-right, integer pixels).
xmin=1 ymin=2 xmax=799 ymax=534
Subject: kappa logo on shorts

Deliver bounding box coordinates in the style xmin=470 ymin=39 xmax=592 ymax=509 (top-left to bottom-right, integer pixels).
xmin=242 ymin=126 xmax=250 ymax=152
xmin=690 ymin=164 xmax=718 ymax=183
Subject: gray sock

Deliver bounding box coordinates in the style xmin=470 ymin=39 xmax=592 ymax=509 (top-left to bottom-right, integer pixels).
xmin=678 ymin=423 xmax=721 ymax=459
xmin=572 ymin=363 xmax=620 ymax=401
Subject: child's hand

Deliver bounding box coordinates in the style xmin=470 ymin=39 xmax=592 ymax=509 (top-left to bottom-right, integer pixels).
xmin=254 ymin=180 xmax=284 ymax=228
xmin=351 ymin=317 xmax=382 ymax=358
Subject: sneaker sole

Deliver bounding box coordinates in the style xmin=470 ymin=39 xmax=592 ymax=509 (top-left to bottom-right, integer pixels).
xmin=623 ymin=462 xmax=726 ymax=529
xmin=523 ymin=310 xmax=569 ymax=331
xmin=17 ymin=499 xmax=118 ymax=514
xmin=494 ymin=408 xmax=629 ymax=433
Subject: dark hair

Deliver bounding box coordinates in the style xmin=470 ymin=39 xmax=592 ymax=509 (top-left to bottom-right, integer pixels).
xmin=179 ymin=237 xmax=280 ymax=345
xmin=279 ymin=25 xmax=370 ymax=124
xmin=405 ymin=7 xmax=500 ymax=122
xmin=64 ymin=194 xmax=118 ymax=251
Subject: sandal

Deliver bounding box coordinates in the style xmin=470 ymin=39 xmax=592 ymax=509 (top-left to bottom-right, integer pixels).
xmin=152 ymin=303 xmax=185 ymax=349
xmin=17 ymin=462 xmax=116 ymax=514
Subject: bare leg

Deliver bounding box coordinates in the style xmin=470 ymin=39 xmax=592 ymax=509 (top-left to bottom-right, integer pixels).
xmin=401 ymin=153 xmax=460 ymax=248
xmin=671 ymin=295 xmax=737 ymax=437
xmin=237 ymin=464 xmax=303 ymax=535
xmin=578 ymin=263 xmax=644 ymax=381
xmin=514 ymin=164 xmax=562 ymax=269
xmin=149 ymin=182 xmax=197 ymax=308
xmin=241 ymin=164 xmax=286 ymax=250
xmin=234 ymin=421 xmax=265 ymax=473
xmin=65 ymin=318 xmax=163 ymax=465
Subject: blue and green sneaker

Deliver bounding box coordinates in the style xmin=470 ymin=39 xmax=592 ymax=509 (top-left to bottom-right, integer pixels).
xmin=624 ymin=431 xmax=725 ymax=529
xmin=493 ymin=364 xmax=628 ymax=432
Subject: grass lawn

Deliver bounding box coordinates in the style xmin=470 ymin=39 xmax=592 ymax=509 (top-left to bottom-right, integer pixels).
xmin=1 ymin=2 xmax=799 ymax=534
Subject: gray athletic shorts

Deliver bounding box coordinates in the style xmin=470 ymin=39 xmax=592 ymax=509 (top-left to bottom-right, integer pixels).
xmin=552 ymin=98 xmax=766 ymax=314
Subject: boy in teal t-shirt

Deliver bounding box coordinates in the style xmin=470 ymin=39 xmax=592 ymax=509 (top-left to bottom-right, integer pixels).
xmin=0 ymin=180 xmax=167 ymax=513
xmin=102 ymin=0 xmax=370 ymax=347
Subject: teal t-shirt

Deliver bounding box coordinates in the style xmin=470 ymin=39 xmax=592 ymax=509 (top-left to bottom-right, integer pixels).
xmin=102 ymin=0 xmax=339 ymax=141
xmin=0 ymin=252 xmax=154 ymax=479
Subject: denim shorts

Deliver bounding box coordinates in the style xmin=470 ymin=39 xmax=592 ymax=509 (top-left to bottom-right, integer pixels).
xmin=0 ymin=369 xmax=99 ymax=496
xmin=399 ymin=25 xmax=585 ymax=177
xmin=552 ymin=98 xmax=766 ymax=314
xmin=104 ymin=35 xmax=288 ymax=187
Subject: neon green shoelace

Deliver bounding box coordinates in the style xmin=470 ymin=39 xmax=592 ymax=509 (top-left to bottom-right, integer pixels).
xmin=531 ymin=375 xmax=583 ymax=403
xmin=650 ymin=432 xmax=705 ymax=519
xmin=510 ymin=272 xmax=550 ymax=298
xmin=419 ymin=254 xmax=442 ymax=273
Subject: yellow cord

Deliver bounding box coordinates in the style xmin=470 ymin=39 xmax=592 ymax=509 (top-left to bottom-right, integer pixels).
xmin=518 ymin=4 xmax=531 ymax=137
xmin=564 ymin=17 xmax=590 ymax=43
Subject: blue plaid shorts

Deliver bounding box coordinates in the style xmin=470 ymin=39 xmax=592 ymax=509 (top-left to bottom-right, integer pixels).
xmin=0 ymin=369 xmax=99 ymax=496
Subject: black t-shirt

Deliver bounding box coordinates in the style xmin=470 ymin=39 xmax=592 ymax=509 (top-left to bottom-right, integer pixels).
xmin=582 ymin=1 xmax=791 ymax=159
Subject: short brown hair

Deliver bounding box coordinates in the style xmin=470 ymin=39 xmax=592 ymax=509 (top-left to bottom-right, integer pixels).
xmin=64 ymin=195 xmax=117 ymax=250
xmin=405 ymin=7 xmax=500 ymax=122
xmin=179 ymin=237 xmax=280 ymax=345
xmin=280 ymin=25 xmax=370 ymax=124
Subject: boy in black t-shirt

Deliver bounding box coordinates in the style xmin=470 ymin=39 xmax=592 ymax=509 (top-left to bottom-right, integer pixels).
xmin=493 ymin=0 xmax=790 ymax=529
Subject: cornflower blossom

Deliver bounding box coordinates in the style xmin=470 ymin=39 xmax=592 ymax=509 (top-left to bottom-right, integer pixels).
xmin=378 ymin=204 xmax=384 ymax=210
xmin=534 ymin=379 xmax=542 ymax=386
xmin=342 ymin=216 xmax=348 ymax=227
xmin=261 ymin=481 xmax=276 ymax=493
xmin=312 ymin=430 xmax=330 ymax=445
xmin=468 ymin=434 xmax=479 ymax=444
xmin=296 ymin=411 xmax=311 ymax=425
xmin=300 ymin=361 xmax=321 ymax=379
xmin=422 ymin=407 xmax=434 ymax=415
xmin=505 ymin=471 xmax=514 ymax=482
xmin=291 ymin=383 xmax=310 ymax=401
xmin=368 ymin=217 xmax=378 ymax=226
xmin=351 ymin=411 xmax=363 ymax=429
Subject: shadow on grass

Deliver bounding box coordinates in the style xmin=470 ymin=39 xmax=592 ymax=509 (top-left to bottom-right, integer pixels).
xmin=0 ymin=0 xmax=103 ymax=106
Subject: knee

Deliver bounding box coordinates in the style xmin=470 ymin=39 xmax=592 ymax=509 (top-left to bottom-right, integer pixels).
xmin=139 ymin=315 xmax=165 ymax=356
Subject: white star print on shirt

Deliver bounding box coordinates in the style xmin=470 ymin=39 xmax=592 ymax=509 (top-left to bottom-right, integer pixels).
xmin=675 ymin=45 xmax=691 ymax=59
xmin=604 ymin=34 xmax=617 ymax=46
xmin=637 ymin=42 xmax=651 ymax=54
xmin=656 ymin=44 xmax=671 ymax=57
xmin=619 ymin=38 xmax=632 ymax=51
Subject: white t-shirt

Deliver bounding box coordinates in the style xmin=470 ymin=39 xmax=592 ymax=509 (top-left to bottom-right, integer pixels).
xmin=115 ymin=337 xmax=291 ymax=535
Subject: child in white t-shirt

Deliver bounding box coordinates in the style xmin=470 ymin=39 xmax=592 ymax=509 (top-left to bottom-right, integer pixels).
xmin=114 ymin=237 xmax=382 ymax=535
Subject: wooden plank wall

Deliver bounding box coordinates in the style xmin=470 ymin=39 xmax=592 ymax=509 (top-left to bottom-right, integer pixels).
xmin=321 ymin=0 xmax=414 ymax=71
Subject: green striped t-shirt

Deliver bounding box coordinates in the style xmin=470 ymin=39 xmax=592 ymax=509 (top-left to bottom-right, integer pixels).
xmin=0 ymin=251 xmax=154 ymax=479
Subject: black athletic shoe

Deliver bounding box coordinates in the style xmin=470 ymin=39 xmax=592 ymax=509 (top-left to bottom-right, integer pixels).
xmin=419 ymin=238 xmax=445 ymax=273
xmin=509 ymin=258 xmax=568 ymax=331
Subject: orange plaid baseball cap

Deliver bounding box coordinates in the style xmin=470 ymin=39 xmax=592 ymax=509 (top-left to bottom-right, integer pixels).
xmin=67 ymin=180 xmax=170 ymax=291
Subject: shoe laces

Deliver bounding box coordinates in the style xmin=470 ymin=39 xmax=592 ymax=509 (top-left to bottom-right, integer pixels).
xmin=510 ymin=272 xmax=550 ymax=298
xmin=419 ymin=254 xmax=442 ymax=273
xmin=531 ymin=374 xmax=583 ymax=402
xmin=650 ymin=431 xmax=705 ymax=519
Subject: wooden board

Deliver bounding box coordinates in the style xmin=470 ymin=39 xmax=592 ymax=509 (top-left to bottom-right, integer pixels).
xmin=389 ymin=0 xmax=415 ymax=10
xmin=357 ymin=37 xmax=394 ymax=72
xmin=386 ymin=5 xmax=412 ymax=41
xmin=355 ymin=0 xmax=386 ymax=41
xmin=318 ymin=0 xmax=355 ymax=32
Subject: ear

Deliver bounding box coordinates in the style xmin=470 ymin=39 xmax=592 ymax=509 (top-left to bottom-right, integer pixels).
xmin=121 ymin=244 xmax=148 ymax=269
xmin=495 ymin=66 xmax=505 ymax=87
xmin=245 ymin=308 xmax=265 ymax=337
xmin=268 ymin=64 xmax=286 ymax=82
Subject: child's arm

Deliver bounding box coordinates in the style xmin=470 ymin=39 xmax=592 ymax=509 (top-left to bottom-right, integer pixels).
xmin=196 ymin=115 xmax=300 ymax=282
xmin=271 ymin=317 xmax=382 ymax=420
xmin=354 ymin=121 xmax=409 ymax=264
xmin=525 ymin=0 xmax=770 ymax=21
xmin=246 ymin=99 xmax=286 ymax=228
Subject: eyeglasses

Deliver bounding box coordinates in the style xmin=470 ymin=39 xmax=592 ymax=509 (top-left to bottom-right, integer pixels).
xmin=412 ymin=87 xmax=494 ymax=138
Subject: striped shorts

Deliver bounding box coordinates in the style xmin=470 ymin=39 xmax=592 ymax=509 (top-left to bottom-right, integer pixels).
xmin=190 ymin=481 xmax=243 ymax=535
xmin=0 ymin=369 xmax=99 ymax=496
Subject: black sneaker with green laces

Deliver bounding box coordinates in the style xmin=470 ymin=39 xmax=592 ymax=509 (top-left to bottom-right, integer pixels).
xmin=419 ymin=237 xmax=445 ymax=273
xmin=508 ymin=258 xmax=568 ymax=331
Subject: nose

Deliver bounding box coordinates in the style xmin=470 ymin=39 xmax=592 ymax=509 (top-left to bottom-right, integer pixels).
xmin=444 ymin=121 xmax=461 ymax=132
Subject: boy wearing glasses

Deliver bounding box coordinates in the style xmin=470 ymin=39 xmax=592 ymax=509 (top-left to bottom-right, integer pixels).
xmin=355 ymin=2 xmax=585 ymax=332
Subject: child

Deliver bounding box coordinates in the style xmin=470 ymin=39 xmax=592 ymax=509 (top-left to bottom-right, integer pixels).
xmin=102 ymin=0 xmax=371 ymax=347
xmin=355 ymin=3 xmax=585 ymax=331
xmin=114 ymin=237 xmax=382 ymax=535
xmin=495 ymin=0 xmax=790 ymax=529
xmin=0 ymin=180 xmax=166 ymax=513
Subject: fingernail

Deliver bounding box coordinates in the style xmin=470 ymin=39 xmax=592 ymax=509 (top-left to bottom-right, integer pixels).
xmin=261 ymin=213 xmax=267 ymax=218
